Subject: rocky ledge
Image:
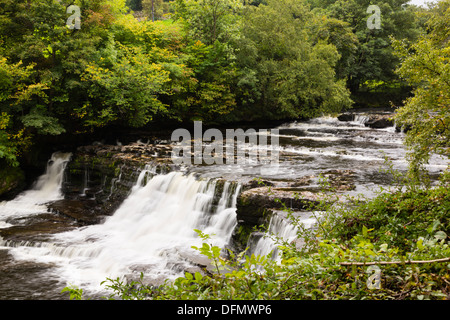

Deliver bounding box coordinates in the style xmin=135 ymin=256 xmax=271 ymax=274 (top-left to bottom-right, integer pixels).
xmin=1 ymin=139 xmax=359 ymax=250
xmin=236 ymin=187 xmax=323 ymax=226
xmin=232 ymin=169 xmax=355 ymax=249
xmin=338 ymin=112 xmax=395 ymax=129
xmin=41 ymin=142 xmax=177 ymax=229
xmin=0 ymin=165 xmax=26 ymax=200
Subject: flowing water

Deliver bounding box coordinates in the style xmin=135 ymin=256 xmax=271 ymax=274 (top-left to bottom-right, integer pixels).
xmin=0 ymin=113 xmax=448 ymax=299
xmin=0 ymin=166 xmax=240 ymax=298
xmin=0 ymin=152 xmax=72 ymax=229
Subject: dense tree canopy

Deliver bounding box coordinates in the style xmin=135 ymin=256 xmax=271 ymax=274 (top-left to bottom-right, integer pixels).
xmin=0 ymin=0 xmax=441 ymax=172
xmin=234 ymin=0 xmax=352 ymax=119
xmin=392 ymin=0 xmax=450 ymax=180
xmin=307 ymin=0 xmax=423 ymax=92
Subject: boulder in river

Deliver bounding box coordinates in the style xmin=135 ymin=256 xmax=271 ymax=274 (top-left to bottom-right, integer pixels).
xmin=337 ymin=113 xmax=354 ymax=122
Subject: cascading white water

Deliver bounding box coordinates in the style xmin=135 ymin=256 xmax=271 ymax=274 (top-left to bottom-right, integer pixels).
xmin=248 ymin=212 xmax=321 ymax=262
xmin=0 ymin=152 xmax=72 ymax=228
xmin=248 ymin=215 xmax=298 ymax=262
xmin=352 ymin=114 xmax=370 ymax=125
xmin=202 ymin=181 xmax=241 ymax=244
xmin=4 ymin=168 xmax=241 ymax=294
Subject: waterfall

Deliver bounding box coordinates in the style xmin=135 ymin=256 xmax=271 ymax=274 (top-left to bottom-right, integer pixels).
xmin=28 ymin=152 xmax=72 ymax=201
xmin=106 ymin=164 xmax=125 ymax=201
xmin=353 ymin=114 xmax=370 ymax=125
xmin=3 ymin=169 xmax=241 ymax=293
xmin=248 ymin=215 xmax=298 ymax=262
xmin=0 ymin=152 xmax=72 ymax=227
xmin=248 ymin=212 xmax=320 ymax=262
xmin=203 ymin=181 xmax=241 ymax=244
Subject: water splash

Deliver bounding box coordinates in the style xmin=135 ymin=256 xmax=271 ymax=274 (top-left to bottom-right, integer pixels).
xmin=0 ymin=152 xmax=72 ymax=227
xmin=248 ymin=215 xmax=298 ymax=262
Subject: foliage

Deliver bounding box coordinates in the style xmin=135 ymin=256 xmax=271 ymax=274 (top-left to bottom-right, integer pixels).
xmin=0 ymin=0 xmax=120 ymax=159
xmin=234 ymin=0 xmax=352 ymax=120
xmin=0 ymin=57 xmax=42 ymax=165
xmin=80 ymin=43 xmax=171 ymax=127
xmin=61 ymin=285 xmax=85 ymax=300
xmin=142 ymin=0 xmax=171 ymax=21
xmin=392 ymin=0 xmax=450 ymax=181
xmin=3 ymin=0 xmax=429 ymax=166
xmin=173 ymin=0 xmax=243 ymax=46
xmin=308 ymin=0 xmax=423 ymax=93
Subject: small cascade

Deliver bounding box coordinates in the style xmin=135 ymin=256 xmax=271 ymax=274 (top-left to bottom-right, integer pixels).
xmin=203 ymin=181 xmax=241 ymax=246
xmin=29 ymin=152 xmax=73 ymax=201
xmin=0 ymin=152 xmax=72 ymax=227
xmin=247 ymin=211 xmax=322 ymax=263
xmin=352 ymin=114 xmax=370 ymax=125
xmin=248 ymin=214 xmax=298 ymax=262
xmin=106 ymin=164 xmax=125 ymax=200
xmin=80 ymin=166 xmax=90 ymax=197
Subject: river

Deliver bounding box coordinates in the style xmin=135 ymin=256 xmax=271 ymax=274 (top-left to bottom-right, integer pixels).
xmin=0 ymin=112 xmax=447 ymax=299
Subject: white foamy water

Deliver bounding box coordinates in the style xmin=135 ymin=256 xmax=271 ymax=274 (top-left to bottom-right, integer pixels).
xmin=0 ymin=152 xmax=72 ymax=227
xmin=3 ymin=168 xmax=240 ymax=294
xmin=248 ymin=211 xmax=323 ymax=263
xmin=279 ymin=116 xmax=373 ymax=132
xmin=248 ymin=215 xmax=298 ymax=262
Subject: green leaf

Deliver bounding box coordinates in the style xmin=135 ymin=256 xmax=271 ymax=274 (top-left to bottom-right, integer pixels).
xmin=362 ymin=225 xmax=369 ymax=237
xmin=194 ymin=272 xmax=203 ymax=282
xmin=21 ymin=106 xmax=65 ymax=135
xmin=434 ymin=231 xmax=447 ymax=240
xmin=211 ymin=246 xmax=221 ymax=258
xmin=417 ymin=238 xmax=424 ymax=250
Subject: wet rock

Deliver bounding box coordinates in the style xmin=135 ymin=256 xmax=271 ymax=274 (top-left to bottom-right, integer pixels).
xmin=0 ymin=165 xmax=26 ymax=200
xmin=61 ymin=143 xmax=177 ymax=219
xmin=291 ymin=176 xmax=315 ymax=187
xmin=321 ymin=169 xmax=356 ymax=191
xmin=338 ymin=113 xmax=354 ymax=122
xmin=242 ymin=179 xmax=275 ymax=190
xmin=364 ymin=114 xmax=394 ymax=129
xmin=236 ymin=187 xmax=322 ymax=227
xmin=338 ymin=112 xmax=395 ymax=129
xmin=0 ymin=213 xmax=78 ymax=242
xmin=48 ymin=199 xmax=106 ymax=225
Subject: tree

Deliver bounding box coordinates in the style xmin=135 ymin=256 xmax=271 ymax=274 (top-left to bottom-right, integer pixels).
xmin=392 ymin=0 xmax=450 ymax=182
xmin=234 ymin=0 xmax=352 ymax=120
xmin=80 ymin=44 xmax=171 ymax=128
xmin=126 ymin=0 xmax=143 ymax=11
xmin=173 ymin=0 xmax=243 ymax=46
xmin=309 ymin=16 xmax=359 ymax=81
xmin=142 ymin=0 xmax=170 ymax=21
xmin=307 ymin=0 xmax=423 ymax=93
xmin=0 ymin=0 xmax=155 ymax=162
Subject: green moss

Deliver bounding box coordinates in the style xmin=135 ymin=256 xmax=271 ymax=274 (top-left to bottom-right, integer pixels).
xmin=0 ymin=164 xmax=25 ymax=198
xmin=233 ymin=224 xmax=253 ymax=250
